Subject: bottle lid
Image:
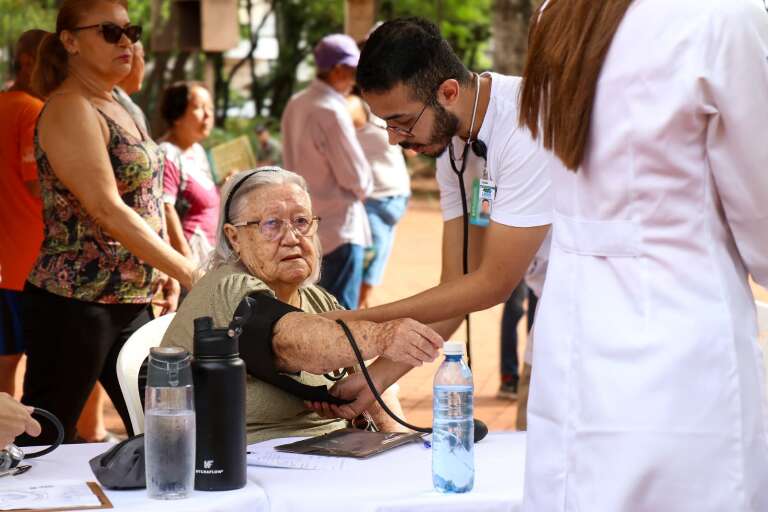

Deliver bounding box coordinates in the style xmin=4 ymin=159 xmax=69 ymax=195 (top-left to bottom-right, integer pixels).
xmin=443 ymin=341 xmax=465 ymax=356
xmin=148 ymin=346 xmax=192 ymax=387
xmin=193 ymin=316 xmax=239 ymax=358
xmin=150 ymin=346 xmax=189 ymax=362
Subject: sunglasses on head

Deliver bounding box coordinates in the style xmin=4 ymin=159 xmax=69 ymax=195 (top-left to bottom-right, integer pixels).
xmin=71 ymin=22 xmax=142 ymax=44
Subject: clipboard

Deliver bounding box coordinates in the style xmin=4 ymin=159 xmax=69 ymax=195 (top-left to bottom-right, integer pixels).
xmin=274 ymin=428 xmax=423 ymax=459
xmin=6 ymin=481 xmax=113 ymax=511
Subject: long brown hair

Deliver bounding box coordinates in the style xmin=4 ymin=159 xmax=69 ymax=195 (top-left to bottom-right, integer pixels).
xmin=518 ymin=0 xmax=634 ymax=171
xmin=32 ymin=0 xmax=128 ymax=97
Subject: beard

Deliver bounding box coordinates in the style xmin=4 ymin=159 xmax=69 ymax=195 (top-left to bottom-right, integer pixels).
xmin=399 ymin=102 xmax=459 ymax=158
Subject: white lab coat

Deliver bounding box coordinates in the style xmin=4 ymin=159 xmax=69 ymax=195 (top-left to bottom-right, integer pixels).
xmin=523 ymin=1 xmax=768 ymax=510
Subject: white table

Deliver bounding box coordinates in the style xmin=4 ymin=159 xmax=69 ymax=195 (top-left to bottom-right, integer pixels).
xmin=249 ymin=432 xmax=526 ymax=512
xmin=9 ymin=443 xmax=269 ymax=511
xmin=8 ymin=432 xmax=526 ymax=511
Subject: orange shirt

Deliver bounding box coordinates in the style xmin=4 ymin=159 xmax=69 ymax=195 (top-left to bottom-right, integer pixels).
xmin=0 ymin=90 xmax=44 ymax=291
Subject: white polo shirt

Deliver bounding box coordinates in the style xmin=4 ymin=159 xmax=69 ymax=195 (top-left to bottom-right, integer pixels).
xmin=436 ymin=72 xmax=554 ymax=228
xmin=436 ymin=72 xmax=555 ymax=323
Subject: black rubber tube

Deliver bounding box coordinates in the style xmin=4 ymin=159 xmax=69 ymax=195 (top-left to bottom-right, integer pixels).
xmin=335 ymin=319 xmax=488 ymax=443
xmin=23 ymin=408 xmax=64 ymax=459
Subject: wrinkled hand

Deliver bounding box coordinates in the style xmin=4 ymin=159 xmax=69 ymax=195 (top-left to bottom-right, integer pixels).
xmin=0 ymin=393 xmax=40 ymax=448
xmin=305 ymin=372 xmax=376 ymax=421
xmin=378 ymin=318 xmax=443 ymax=367
xmin=153 ymin=276 xmax=180 ymax=316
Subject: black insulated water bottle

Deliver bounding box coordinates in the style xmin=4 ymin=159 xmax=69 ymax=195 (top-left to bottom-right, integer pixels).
xmin=192 ymin=316 xmax=247 ymax=491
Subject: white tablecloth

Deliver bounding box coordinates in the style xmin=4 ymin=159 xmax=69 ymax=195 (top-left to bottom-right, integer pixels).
xmin=9 ymin=432 xmax=526 ymax=511
xmin=10 ymin=443 xmax=268 ymax=511
xmin=249 ymin=432 xmax=526 ymax=512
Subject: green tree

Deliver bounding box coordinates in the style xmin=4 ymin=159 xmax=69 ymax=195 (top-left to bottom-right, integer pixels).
xmin=378 ymin=0 xmax=492 ymax=71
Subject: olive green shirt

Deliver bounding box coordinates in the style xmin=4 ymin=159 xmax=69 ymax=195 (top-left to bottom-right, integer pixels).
xmin=162 ymin=262 xmax=347 ymax=443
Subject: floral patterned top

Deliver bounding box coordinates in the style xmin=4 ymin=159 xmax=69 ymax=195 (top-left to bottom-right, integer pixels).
xmin=27 ymin=107 xmax=165 ymax=304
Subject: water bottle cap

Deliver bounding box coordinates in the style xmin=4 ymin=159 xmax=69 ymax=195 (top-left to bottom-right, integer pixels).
xmin=194 ymin=316 xmax=239 ymax=358
xmin=148 ymin=346 xmax=192 ymax=387
xmin=149 ymin=346 xmax=190 ymax=362
xmin=443 ymin=341 xmax=465 ymax=356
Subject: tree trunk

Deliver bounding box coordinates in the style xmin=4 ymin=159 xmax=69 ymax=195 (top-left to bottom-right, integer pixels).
xmin=139 ymin=51 xmax=171 ymax=135
xmin=491 ymin=0 xmax=537 ymax=76
xmin=170 ymin=51 xmax=191 ymax=84
xmin=268 ymin=1 xmax=307 ymax=119
xmin=345 ymin=0 xmax=376 ymax=42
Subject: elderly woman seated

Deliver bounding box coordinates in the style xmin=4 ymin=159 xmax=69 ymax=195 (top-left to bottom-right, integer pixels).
xmin=161 ymin=168 xmax=442 ymax=443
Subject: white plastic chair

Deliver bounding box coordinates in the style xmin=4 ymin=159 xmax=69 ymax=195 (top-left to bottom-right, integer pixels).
xmin=116 ymin=313 xmax=175 ymax=435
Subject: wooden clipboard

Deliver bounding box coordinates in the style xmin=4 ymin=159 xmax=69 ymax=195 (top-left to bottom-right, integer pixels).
xmin=9 ymin=481 xmax=113 ymax=511
xmin=274 ymin=428 xmax=423 ymax=459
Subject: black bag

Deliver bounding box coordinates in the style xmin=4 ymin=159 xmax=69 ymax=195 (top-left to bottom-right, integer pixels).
xmin=89 ymin=434 xmax=146 ymax=490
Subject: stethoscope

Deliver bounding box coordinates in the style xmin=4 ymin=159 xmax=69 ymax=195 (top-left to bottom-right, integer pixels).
xmin=0 ymin=408 xmax=64 ymax=474
xmin=446 ymin=72 xmax=488 ymax=369
xmin=336 ymin=319 xmax=488 ymax=443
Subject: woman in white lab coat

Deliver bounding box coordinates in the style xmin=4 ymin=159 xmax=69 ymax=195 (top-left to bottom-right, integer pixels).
xmin=518 ymin=0 xmax=768 ymax=510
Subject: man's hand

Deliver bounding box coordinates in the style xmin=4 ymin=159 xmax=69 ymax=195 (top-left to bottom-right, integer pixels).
xmin=305 ymin=371 xmax=376 ymax=420
xmin=0 ymin=393 xmax=41 ymax=448
xmin=152 ymin=275 xmax=180 ymax=315
xmin=376 ymin=318 xmax=443 ymax=367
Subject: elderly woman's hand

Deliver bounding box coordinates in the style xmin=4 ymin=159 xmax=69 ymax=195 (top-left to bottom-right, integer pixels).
xmin=305 ymin=372 xmax=374 ymax=420
xmin=377 ymin=318 xmax=443 ymax=367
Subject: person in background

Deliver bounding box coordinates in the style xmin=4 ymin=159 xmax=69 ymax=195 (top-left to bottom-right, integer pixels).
xmin=518 ymin=1 xmax=768 ymax=509
xmin=77 ymin=38 xmax=150 ymax=444
xmin=18 ymin=0 xmax=195 ymax=445
xmin=281 ymin=34 xmax=373 ymax=310
xmin=347 ymin=92 xmax=410 ymax=308
xmin=112 ymin=40 xmax=148 ymax=135
xmin=254 ymin=124 xmax=282 ymax=167
xmin=159 ymin=81 xmax=219 ymax=268
xmin=0 ymin=30 xmax=47 ymax=397
xmin=497 ymin=282 xmax=528 ymax=400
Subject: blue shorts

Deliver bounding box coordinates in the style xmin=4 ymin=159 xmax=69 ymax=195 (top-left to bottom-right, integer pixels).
xmin=363 ymin=196 xmax=409 ymax=286
xmin=0 ymin=289 xmax=25 ymax=355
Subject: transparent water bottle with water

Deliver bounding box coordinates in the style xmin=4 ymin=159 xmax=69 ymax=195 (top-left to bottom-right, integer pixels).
xmin=145 ymin=346 xmax=196 ymax=500
xmin=432 ymin=340 xmax=474 ymax=493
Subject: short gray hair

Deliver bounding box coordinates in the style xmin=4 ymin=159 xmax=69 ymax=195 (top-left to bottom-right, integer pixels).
xmin=209 ymin=167 xmax=322 ymax=285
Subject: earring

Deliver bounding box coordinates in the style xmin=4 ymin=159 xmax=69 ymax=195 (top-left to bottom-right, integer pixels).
xmin=234 ymin=252 xmax=241 ymax=263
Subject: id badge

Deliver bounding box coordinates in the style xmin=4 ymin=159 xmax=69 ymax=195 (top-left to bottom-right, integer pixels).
xmin=469 ymin=178 xmax=496 ymax=227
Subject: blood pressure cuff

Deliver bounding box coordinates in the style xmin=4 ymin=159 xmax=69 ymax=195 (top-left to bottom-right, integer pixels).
xmin=232 ymin=292 xmax=352 ymax=406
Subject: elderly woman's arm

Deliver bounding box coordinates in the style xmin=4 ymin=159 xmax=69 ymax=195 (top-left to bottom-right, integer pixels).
xmin=272 ymin=313 xmax=442 ymax=373
xmin=39 ymin=95 xmax=197 ymax=288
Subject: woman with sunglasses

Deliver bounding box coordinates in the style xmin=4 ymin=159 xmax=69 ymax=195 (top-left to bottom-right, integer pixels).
xmin=161 ymin=168 xmax=443 ymax=442
xmin=16 ymin=0 xmax=196 ymax=445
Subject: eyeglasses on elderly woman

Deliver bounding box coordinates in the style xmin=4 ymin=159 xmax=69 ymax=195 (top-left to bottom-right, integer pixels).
xmin=231 ymin=215 xmax=321 ymax=242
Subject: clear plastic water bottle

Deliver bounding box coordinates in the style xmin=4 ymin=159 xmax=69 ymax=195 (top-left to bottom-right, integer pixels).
xmin=432 ymin=340 xmax=474 ymax=493
xmin=145 ymin=346 xmax=196 ymax=500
